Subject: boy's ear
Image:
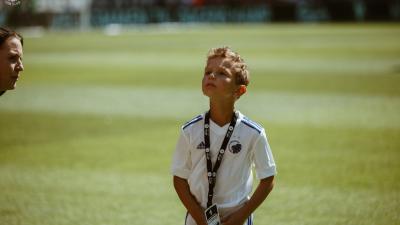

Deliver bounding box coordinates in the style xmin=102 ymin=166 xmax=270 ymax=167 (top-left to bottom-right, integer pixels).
xmin=236 ymin=85 xmax=247 ymax=98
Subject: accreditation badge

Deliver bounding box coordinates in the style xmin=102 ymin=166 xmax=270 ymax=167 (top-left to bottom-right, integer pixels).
xmin=204 ymin=203 xmax=221 ymax=225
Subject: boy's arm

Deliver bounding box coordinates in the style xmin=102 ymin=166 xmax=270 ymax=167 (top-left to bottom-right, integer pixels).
xmin=221 ymin=176 xmax=275 ymax=225
xmin=173 ymin=176 xmax=207 ymax=225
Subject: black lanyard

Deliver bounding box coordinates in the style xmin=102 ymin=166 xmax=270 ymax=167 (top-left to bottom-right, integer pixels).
xmin=204 ymin=111 xmax=238 ymax=208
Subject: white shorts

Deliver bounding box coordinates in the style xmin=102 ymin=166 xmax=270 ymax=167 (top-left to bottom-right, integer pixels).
xmin=184 ymin=211 xmax=254 ymax=225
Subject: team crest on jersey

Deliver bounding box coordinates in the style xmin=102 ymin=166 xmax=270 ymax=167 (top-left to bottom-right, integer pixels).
xmin=228 ymin=140 xmax=242 ymax=154
xmin=197 ymin=141 xmax=206 ymax=149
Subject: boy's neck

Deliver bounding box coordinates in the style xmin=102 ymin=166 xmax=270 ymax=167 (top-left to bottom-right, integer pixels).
xmin=209 ymin=99 xmax=235 ymax=127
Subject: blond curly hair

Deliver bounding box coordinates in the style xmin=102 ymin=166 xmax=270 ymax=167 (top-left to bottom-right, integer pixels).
xmin=206 ymin=46 xmax=250 ymax=86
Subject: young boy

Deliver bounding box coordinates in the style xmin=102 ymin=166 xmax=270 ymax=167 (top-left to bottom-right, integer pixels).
xmin=171 ymin=46 xmax=276 ymax=225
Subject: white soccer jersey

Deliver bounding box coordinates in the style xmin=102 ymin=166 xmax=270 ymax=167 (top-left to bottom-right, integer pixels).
xmin=171 ymin=111 xmax=276 ymax=210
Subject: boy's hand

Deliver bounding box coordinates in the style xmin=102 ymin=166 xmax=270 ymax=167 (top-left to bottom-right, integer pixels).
xmin=221 ymin=176 xmax=274 ymax=225
xmin=220 ymin=210 xmax=247 ymax=225
xmin=173 ymin=176 xmax=208 ymax=225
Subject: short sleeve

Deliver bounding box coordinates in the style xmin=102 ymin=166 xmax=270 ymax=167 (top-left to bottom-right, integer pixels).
xmin=171 ymin=129 xmax=192 ymax=179
xmin=252 ymin=129 xmax=277 ymax=179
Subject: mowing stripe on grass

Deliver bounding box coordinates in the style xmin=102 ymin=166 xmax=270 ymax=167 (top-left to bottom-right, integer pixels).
xmin=25 ymin=52 xmax=400 ymax=76
xmin=0 ymin=84 xmax=398 ymax=129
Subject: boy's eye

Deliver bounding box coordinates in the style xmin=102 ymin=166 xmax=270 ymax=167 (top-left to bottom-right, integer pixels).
xmin=204 ymin=71 xmax=228 ymax=77
xmin=217 ymin=71 xmax=227 ymax=77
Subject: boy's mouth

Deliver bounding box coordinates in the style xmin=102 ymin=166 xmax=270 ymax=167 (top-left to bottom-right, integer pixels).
xmin=205 ymin=83 xmax=216 ymax=88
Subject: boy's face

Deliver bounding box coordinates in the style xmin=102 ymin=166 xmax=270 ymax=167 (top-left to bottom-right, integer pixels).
xmin=0 ymin=37 xmax=24 ymax=91
xmin=202 ymin=56 xmax=244 ymax=100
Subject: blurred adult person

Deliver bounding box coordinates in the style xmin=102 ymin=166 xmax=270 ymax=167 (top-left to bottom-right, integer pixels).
xmin=0 ymin=27 xmax=24 ymax=96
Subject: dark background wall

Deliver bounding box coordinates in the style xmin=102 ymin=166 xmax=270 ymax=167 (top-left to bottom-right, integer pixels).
xmin=1 ymin=0 xmax=399 ymax=28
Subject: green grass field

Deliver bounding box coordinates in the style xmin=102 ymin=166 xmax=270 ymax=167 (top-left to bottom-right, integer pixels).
xmin=0 ymin=23 xmax=399 ymax=225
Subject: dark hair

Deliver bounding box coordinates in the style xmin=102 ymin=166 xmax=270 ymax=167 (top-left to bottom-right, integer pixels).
xmin=0 ymin=27 xmax=23 ymax=47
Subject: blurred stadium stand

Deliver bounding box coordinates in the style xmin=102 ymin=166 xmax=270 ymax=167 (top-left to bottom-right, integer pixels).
xmin=0 ymin=0 xmax=399 ymax=28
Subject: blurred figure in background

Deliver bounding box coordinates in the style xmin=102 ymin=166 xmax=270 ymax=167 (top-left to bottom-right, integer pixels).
xmin=0 ymin=27 xmax=24 ymax=96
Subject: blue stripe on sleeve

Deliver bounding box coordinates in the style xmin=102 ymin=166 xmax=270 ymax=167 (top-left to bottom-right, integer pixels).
xmin=183 ymin=115 xmax=203 ymax=130
xmin=243 ymin=117 xmax=263 ymax=130
xmin=241 ymin=120 xmax=262 ymax=133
